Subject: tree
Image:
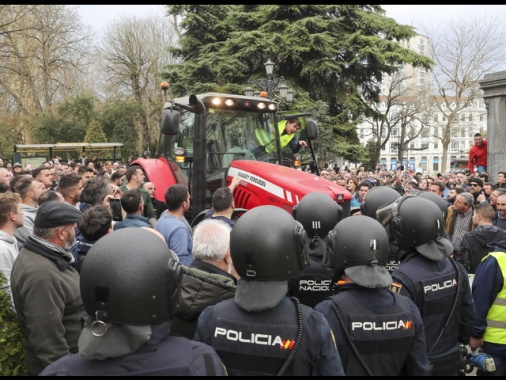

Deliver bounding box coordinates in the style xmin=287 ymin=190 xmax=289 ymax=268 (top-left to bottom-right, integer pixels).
xmin=99 ymin=14 xmax=179 ymax=154
xmin=165 ymin=5 xmax=432 ymax=164
xmin=0 ymin=5 xmax=94 ymax=143
xmin=361 ymin=70 xmax=429 ymax=169
xmin=98 ymin=99 xmax=142 ymax=160
xmin=84 ymin=120 xmax=107 ymax=143
xmin=31 ymin=95 xmax=96 ymax=143
xmin=420 ymin=13 xmax=506 ymax=172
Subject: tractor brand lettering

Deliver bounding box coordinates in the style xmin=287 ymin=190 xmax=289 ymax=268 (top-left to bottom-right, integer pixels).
xmin=236 ymin=172 xmax=266 ymax=188
xmin=351 ymin=320 xmax=413 ymax=331
xmin=228 ymin=167 xmax=286 ymax=199
xmin=423 ymin=278 xmax=457 ymax=293
xmin=249 ymin=175 xmax=266 ymax=188
xmin=214 ymin=327 xmax=295 ymax=349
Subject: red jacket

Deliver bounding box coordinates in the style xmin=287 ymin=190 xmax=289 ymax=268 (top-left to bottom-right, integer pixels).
xmin=468 ymin=140 xmax=487 ymax=174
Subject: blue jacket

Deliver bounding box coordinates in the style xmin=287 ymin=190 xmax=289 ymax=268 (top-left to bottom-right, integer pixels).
xmin=113 ymin=214 xmax=151 ymax=230
xmin=39 ymin=321 xmax=226 ymax=376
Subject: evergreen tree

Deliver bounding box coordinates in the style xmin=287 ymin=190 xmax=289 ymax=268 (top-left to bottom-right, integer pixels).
xmin=165 ymin=5 xmax=433 ymax=165
xmin=84 ymin=120 xmax=108 ymax=143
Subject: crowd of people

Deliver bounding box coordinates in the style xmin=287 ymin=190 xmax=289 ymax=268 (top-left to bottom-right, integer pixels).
xmin=1 ymin=150 xmax=505 ymax=376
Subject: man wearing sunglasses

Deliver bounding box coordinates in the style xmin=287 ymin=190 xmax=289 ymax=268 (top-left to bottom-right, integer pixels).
xmin=469 ymin=177 xmax=488 ymax=206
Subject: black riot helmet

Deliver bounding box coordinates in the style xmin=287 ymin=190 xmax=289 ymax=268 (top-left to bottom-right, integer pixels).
xmin=293 ymin=192 xmax=343 ymax=237
xmin=231 ymin=205 xmax=306 ymax=280
xmin=360 ymin=185 xmax=401 ymax=219
xmin=417 ymin=191 xmax=449 ymax=221
xmin=389 ymin=196 xmax=444 ymax=250
xmin=80 ymin=228 xmax=182 ymax=325
xmin=327 ymin=215 xmax=391 ymax=288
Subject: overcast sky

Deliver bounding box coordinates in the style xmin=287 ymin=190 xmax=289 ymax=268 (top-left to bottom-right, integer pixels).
xmin=78 ymin=5 xmax=506 ymax=37
xmin=78 ymin=5 xmax=166 ymax=36
xmin=382 ymin=4 xmax=506 ymax=30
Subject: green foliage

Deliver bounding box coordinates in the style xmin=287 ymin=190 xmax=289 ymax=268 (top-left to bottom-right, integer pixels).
xmin=0 ymin=272 xmax=27 ymax=376
xmin=31 ymin=94 xmax=98 ymax=143
xmin=84 ymin=120 xmax=108 ymax=143
xmin=0 ymin=122 xmax=21 ymax=162
xmin=98 ymin=99 xmax=143 ymax=159
xmin=165 ymin=5 xmax=432 ymax=165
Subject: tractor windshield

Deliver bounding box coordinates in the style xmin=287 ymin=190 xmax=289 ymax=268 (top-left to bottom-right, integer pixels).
xmin=167 ymin=107 xmax=279 ymax=185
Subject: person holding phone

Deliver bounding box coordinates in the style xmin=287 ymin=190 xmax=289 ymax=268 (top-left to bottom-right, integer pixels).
xmin=113 ymin=189 xmax=151 ymax=230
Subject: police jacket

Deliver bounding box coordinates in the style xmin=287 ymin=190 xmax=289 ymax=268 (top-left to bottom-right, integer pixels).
xmin=315 ymin=284 xmax=431 ymax=376
xmin=171 ymin=261 xmax=237 ymax=339
xmin=194 ymin=296 xmax=344 ymax=376
xmin=288 ymin=252 xmax=335 ymax=308
xmin=39 ymin=321 xmax=227 ymax=376
xmin=391 ymin=251 xmax=475 ymax=360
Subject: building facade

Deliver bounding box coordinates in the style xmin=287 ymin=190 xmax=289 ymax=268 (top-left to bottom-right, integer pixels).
xmin=357 ymin=34 xmax=487 ymax=174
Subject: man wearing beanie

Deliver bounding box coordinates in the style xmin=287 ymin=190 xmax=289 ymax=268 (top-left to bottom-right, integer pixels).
xmin=10 ymin=201 xmax=85 ymax=375
xmin=469 ymin=177 xmax=487 ymax=206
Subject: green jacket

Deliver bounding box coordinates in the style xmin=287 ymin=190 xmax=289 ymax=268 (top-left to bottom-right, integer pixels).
xmin=171 ymin=265 xmax=236 ymax=339
xmin=10 ymin=243 xmax=85 ymax=375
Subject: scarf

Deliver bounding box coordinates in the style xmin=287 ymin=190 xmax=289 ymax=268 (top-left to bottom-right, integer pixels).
xmin=24 ymin=235 xmax=75 ymax=271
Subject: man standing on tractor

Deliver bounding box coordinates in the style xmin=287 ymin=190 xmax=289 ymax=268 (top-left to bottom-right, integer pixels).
xmin=251 ymin=117 xmax=307 ymax=158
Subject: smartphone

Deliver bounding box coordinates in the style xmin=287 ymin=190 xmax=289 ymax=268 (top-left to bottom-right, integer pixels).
xmin=110 ymin=198 xmax=123 ymax=221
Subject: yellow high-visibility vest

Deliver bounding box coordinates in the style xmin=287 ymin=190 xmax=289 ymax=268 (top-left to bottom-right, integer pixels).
xmin=482 ymin=251 xmax=506 ymax=344
xmin=254 ymin=120 xmax=294 ymax=153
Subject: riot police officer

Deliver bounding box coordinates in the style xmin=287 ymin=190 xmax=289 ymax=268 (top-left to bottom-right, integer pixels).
xmin=40 ymin=228 xmax=227 ymax=376
xmin=289 ymin=192 xmax=343 ymax=307
xmin=388 ymin=196 xmax=475 ymax=376
xmin=417 ymin=191 xmax=452 ymax=240
xmin=194 ymin=205 xmax=345 ymax=376
xmin=360 ymin=185 xmax=402 ymax=273
xmin=315 ymin=215 xmax=431 ymax=376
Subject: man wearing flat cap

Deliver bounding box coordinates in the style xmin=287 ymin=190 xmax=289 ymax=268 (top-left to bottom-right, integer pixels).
xmin=10 ymin=201 xmax=85 ymax=376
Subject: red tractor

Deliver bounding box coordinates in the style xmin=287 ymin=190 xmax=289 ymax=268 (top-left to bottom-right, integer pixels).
xmin=131 ymin=85 xmax=351 ymax=225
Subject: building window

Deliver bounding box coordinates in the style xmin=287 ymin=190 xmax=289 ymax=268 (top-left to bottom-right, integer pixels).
xmin=468 ymin=114 xmax=473 ymax=121
xmin=433 ymin=156 xmax=439 ymax=172
xmin=391 ymin=158 xmax=397 ymax=171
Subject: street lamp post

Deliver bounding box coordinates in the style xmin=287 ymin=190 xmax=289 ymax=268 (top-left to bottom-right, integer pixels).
xmin=245 ymin=59 xmax=293 ymax=101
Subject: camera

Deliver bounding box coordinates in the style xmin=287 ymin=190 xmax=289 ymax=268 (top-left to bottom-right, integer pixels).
xmin=464 ymin=348 xmax=496 ymax=373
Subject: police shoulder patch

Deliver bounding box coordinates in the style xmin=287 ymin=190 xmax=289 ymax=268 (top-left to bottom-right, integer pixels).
xmin=389 ymin=282 xmax=403 ymax=293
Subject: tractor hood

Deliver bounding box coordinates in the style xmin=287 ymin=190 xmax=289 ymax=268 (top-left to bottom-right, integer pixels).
xmin=227 ymin=160 xmax=352 ymax=215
